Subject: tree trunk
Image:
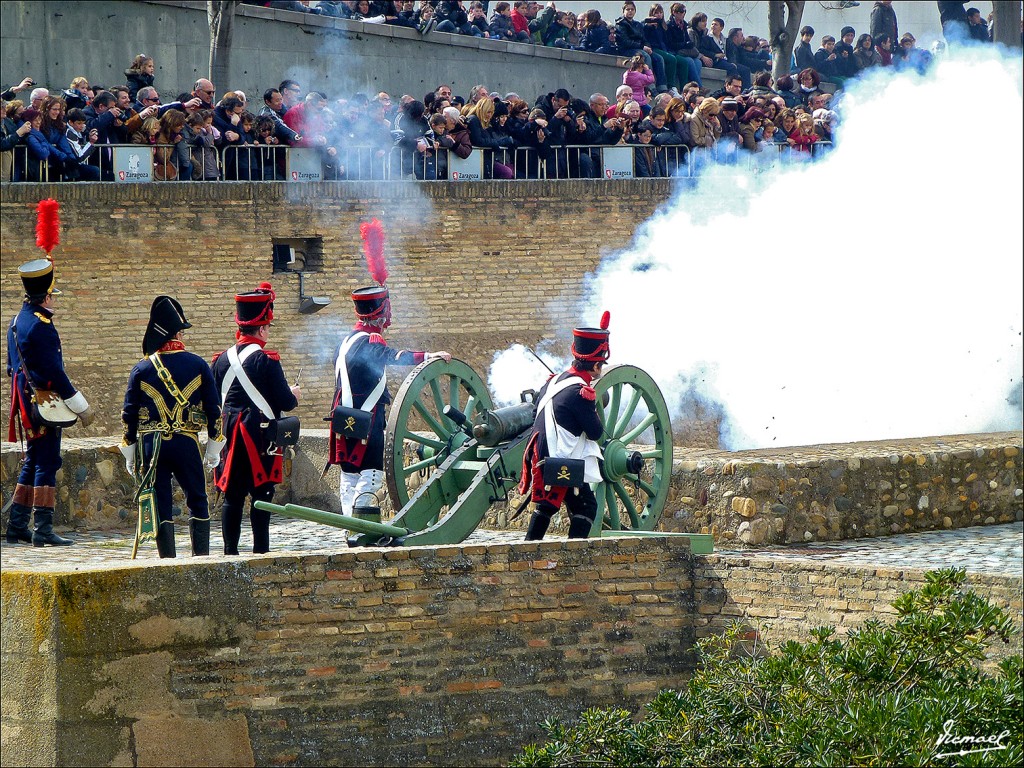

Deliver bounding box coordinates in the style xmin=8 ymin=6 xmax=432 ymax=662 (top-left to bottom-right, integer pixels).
xmin=768 ymin=0 xmax=807 ymax=81
xmin=991 ymin=0 xmax=1021 ymax=48
xmin=208 ymin=1 xmax=237 ymax=92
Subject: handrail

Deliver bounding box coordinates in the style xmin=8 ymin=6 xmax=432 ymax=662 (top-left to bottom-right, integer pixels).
xmin=1 ymin=139 xmax=834 ymax=183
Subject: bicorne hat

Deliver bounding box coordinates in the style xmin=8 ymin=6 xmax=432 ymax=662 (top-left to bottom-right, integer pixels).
xmin=572 ymin=311 xmax=611 ymax=363
xmin=143 ymin=296 xmax=192 ymax=355
xmin=235 ymin=282 xmax=275 ymax=327
xmin=19 ymin=259 xmax=61 ymax=300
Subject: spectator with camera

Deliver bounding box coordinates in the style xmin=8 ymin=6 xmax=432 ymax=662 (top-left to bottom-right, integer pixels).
xmin=2 ymin=76 xmax=36 ymax=103
xmin=18 ymin=107 xmax=55 ymax=181
xmin=465 ymin=97 xmax=514 ymax=178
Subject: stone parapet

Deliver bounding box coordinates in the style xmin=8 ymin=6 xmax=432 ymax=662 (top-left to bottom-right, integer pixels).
xmin=2 ymin=535 xmax=1019 ymax=767
xmin=3 ymin=432 xmax=1020 ymax=544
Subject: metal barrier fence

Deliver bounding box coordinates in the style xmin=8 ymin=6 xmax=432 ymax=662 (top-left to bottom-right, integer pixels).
xmin=2 ymin=140 xmax=834 ymax=183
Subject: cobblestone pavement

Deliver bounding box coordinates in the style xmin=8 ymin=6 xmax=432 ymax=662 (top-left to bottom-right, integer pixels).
xmin=2 ymin=519 xmax=1021 ymax=579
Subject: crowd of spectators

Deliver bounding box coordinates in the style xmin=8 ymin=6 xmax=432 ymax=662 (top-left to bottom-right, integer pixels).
xmin=0 ymin=2 xmax=996 ymax=182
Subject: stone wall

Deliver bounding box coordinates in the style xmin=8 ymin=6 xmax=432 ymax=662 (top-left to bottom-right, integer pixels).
xmin=658 ymin=433 xmax=1024 ymax=545
xmin=0 ymin=536 xmax=699 ymax=768
xmin=0 ymin=180 xmax=669 ymax=442
xmin=2 ymin=537 xmax=1020 ymax=767
xmin=3 ymin=432 xmax=1020 ymax=545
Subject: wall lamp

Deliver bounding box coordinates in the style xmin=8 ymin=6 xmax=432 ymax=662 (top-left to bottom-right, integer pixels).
xmin=298 ymin=272 xmax=331 ymax=315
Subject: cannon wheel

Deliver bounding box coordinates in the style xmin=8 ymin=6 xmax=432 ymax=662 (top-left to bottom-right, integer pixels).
xmin=384 ymin=358 xmax=493 ymax=512
xmin=591 ymin=364 xmax=672 ymax=533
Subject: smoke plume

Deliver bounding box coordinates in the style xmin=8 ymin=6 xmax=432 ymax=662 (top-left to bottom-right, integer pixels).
xmin=493 ymin=47 xmax=1024 ymax=450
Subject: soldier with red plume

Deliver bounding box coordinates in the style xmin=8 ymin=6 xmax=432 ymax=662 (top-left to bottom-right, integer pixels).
xmin=6 ymin=200 xmax=94 ymax=547
xmin=329 ymin=219 xmax=451 ymax=517
xmin=518 ymin=312 xmax=611 ymax=540
xmin=211 ymin=282 xmax=301 ymax=555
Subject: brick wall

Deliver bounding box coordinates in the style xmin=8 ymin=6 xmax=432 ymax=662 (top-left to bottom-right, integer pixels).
xmin=0 ymin=181 xmax=669 ymax=441
xmin=2 ymin=537 xmax=1019 ymax=767
xmin=0 ymin=537 xmax=698 ymax=767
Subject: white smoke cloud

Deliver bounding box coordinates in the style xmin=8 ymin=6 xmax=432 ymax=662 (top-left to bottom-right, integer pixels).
xmin=495 ymin=47 xmax=1024 ymax=450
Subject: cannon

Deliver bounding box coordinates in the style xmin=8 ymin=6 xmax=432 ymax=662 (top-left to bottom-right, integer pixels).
xmin=255 ymin=358 xmax=712 ymax=553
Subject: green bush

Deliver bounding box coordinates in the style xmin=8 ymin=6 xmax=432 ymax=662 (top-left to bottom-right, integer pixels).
xmin=513 ymin=568 xmax=1022 ymax=767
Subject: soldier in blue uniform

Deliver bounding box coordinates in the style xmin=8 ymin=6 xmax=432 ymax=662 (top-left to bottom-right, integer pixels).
xmin=211 ymin=283 xmax=300 ymax=555
xmin=520 ymin=313 xmax=611 ymax=541
xmin=330 ymin=284 xmax=450 ymax=515
xmin=120 ymin=296 xmax=224 ymax=558
xmin=5 ymin=259 xmax=94 ymax=546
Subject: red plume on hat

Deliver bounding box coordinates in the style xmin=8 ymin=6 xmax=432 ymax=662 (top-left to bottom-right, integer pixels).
xmin=35 ymin=199 xmax=60 ymax=260
xmin=360 ymin=218 xmax=388 ymax=286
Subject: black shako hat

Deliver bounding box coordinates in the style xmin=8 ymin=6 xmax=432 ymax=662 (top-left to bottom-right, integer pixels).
xmin=572 ymin=311 xmax=611 ymax=363
xmin=235 ymin=281 xmax=275 ymax=326
xmin=352 ymin=285 xmax=390 ymax=324
xmin=143 ymin=296 xmax=192 ymax=355
xmin=19 ymin=259 xmax=62 ymax=300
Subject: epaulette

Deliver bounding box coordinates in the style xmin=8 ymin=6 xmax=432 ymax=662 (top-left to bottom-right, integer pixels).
xmin=33 ymin=312 xmax=51 ymax=325
xmin=264 ymin=349 xmax=281 ymax=361
xmin=580 ymin=385 xmax=596 ymax=401
xmin=368 ymin=333 xmax=386 ymax=345
xmin=212 ymin=351 xmax=222 ymax=363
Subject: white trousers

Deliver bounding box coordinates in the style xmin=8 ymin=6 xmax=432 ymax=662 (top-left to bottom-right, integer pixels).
xmin=339 ymin=469 xmax=384 ymax=516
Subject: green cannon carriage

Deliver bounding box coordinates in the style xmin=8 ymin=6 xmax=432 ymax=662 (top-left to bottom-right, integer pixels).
xmin=256 ymin=358 xmax=712 ymax=553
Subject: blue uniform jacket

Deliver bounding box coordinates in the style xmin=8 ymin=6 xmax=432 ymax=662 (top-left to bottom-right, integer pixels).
xmin=121 ymin=347 xmax=222 ymax=446
xmin=6 ymin=303 xmax=77 ymax=440
xmin=211 ymin=339 xmax=297 ymax=489
xmin=328 ymin=328 xmax=423 ymax=469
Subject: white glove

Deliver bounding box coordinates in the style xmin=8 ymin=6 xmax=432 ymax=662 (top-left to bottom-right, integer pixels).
xmin=119 ymin=443 xmax=136 ymax=475
xmin=204 ymin=437 xmax=226 ymax=469
xmin=65 ymin=390 xmax=90 ymax=414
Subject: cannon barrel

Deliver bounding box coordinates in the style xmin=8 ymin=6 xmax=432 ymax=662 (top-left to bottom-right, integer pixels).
xmin=471 ymin=402 xmax=536 ymax=447
xmin=254 ymin=501 xmax=409 ymax=538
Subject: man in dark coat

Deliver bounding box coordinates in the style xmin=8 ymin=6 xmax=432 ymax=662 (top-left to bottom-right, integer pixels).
xmin=211 ymin=283 xmax=300 ymax=555
xmin=869 ymin=1 xmax=899 ymax=45
xmin=330 ymin=280 xmax=450 ymax=517
xmin=6 ymin=258 xmax=94 ymax=546
xmin=519 ymin=313 xmax=611 ymax=540
xmin=121 ymin=297 xmax=223 ymax=558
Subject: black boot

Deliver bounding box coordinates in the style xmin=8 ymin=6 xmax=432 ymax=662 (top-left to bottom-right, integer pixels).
xmin=525 ymin=508 xmax=552 ymax=541
xmin=32 ymin=508 xmax=74 ymax=547
xmin=6 ymin=502 xmax=33 ymax=544
xmin=155 ymin=523 xmax=177 ymax=558
xmin=251 ymin=506 xmax=271 ymax=554
xmin=222 ymin=504 xmax=241 ymax=555
xmin=568 ymin=513 xmax=594 ymax=539
xmin=190 ymin=518 xmax=210 ymax=556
